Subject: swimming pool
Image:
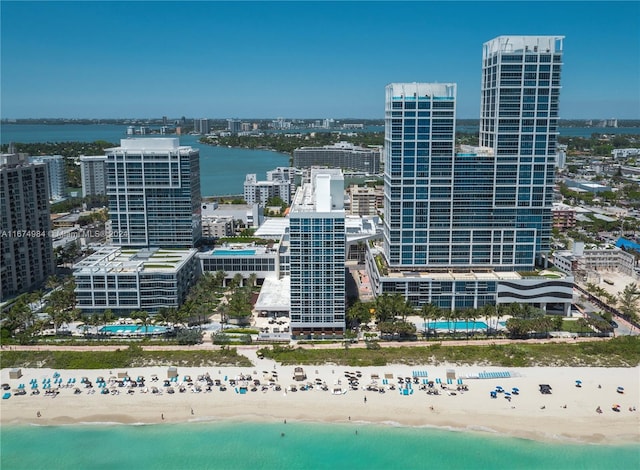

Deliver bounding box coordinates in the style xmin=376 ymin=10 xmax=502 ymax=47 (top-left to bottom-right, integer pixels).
xmin=421 ymin=321 xmax=488 ymax=330
xmin=212 ymin=249 xmax=256 ymax=256
xmin=99 ymin=325 xmax=169 ymax=335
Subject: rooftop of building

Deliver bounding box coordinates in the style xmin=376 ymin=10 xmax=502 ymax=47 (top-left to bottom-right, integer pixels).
xmin=73 ymin=246 xmax=196 ymax=275
xmin=198 ymin=242 xmax=279 ymax=258
xmin=290 ymin=169 xmax=344 ymax=214
xmin=483 ymin=35 xmax=564 ymax=55
xmin=106 ymin=137 xmax=197 ymax=154
xmin=295 ymin=141 xmax=377 ymax=152
xmin=386 ymin=82 xmax=456 ymax=99
xmin=79 ymin=155 xmax=107 ymax=161
xmin=255 ymin=276 xmax=290 ymax=312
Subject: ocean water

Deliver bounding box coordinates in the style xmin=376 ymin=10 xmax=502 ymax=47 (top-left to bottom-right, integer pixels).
xmin=1 ymin=421 xmax=637 ymax=470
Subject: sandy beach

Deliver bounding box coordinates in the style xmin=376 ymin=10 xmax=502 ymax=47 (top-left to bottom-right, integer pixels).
xmin=2 ymin=354 xmax=638 ymax=445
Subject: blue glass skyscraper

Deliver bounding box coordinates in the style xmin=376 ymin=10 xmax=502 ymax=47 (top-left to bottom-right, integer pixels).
xmin=383 ymin=36 xmax=563 ymax=272
xmin=480 ymin=36 xmax=564 ymax=268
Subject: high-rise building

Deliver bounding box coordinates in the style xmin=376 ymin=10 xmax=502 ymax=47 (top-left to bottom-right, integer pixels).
xmin=194 ymin=118 xmax=210 ymax=135
xmin=289 ymin=169 xmax=345 ymax=338
xmin=29 ymin=155 xmax=67 ymax=201
xmin=227 ymin=119 xmax=242 ymax=133
xmin=366 ymin=36 xmax=572 ymax=315
xmin=79 ymin=155 xmax=107 ymax=197
xmin=480 ymin=36 xmax=564 ymax=267
xmin=105 ymin=138 xmax=202 ymax=248
xmin=1 ymin=154 xmax=55 ymax=301
xmin=383 ymin=82 xmax=457 ymax=268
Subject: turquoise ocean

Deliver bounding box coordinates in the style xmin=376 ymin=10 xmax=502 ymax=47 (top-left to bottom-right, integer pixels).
xmin=1 ymin=421 xmax=638 ymax=470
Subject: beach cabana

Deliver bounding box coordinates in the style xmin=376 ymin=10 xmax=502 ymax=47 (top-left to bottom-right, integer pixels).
xmin=167 ymin=367 xmax=178 ymax=379
xmin=293 ymin=367 xmax=306 ymax=381
xmin=9 ymin=369 xmax=22 ymax=379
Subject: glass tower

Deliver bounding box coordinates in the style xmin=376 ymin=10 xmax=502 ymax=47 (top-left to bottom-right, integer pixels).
xmin=480 ymin=36 xmax=564 ymax=268
xmin=383 ymin=83 xmax=457 ymax=268
xmin=106 ymin=138 xmax=202 ymax=248
xmin=383 ymin=36 xmax=563 ymax=272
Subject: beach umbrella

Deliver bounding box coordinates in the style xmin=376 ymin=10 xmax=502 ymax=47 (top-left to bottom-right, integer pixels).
xmin=617 ymin=386 xmax=624 ymax=393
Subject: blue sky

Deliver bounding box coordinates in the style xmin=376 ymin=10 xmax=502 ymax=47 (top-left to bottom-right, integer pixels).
xmin=1 ymin=1 xmax=639 ymax=119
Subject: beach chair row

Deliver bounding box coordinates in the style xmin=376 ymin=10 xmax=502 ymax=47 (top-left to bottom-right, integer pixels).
xmin=478 ymin=371 xmax=511 ymax=379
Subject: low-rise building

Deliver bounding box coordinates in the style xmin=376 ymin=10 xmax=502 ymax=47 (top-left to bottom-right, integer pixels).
xmin=293 ymin=141 xmax=380 ymax=174
xmin=201 ymin=215 xmax=235 ymax=238
xmin=73 ymin=246 xmax=199 ymax=315
xmin=198 ymin=243 xmax=280 ymax=284
xmin=552 ymin=203 xmax=576 ymax=230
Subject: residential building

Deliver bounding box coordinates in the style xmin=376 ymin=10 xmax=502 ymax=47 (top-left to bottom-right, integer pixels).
xmin=479 ymin=35 xmax=563 ymax=268
xmin=288 ymin=169 xmax=346 ymax=338
xmin=293 ymin=142 xmax=380 ymax=173
xmin=1 ymin=154 xmax=55 ymax=302
xmin=29 ymin=154 xmax=66 ymax=201
xmin=552 ymin=203 xmax=576 ymax=230
xmin=201 ymin=215 xmax=235 ymax=238
xmin=366 ymin=36 xmax=572 ymax=315
xmin=612 ymin=148 xmax=640 ymax=159
xmin=194 ymin=118 xmax=210 ymax=135
xmin=348 ymin=185 xmax=383 ymax=216
xmin=227 ymin=119 xmax=242 ymax=133
xmin=105 ymin=138 xmax=202 ymax=247
xmin=556 ymin=144 xmax=567 ymax=169
xmin=554 ymin=245 xmax=635 ymax=278
xmin=244 ymin=173 xmax=292 ymax=206
xmin=382 ymin=82 xmax=457 ymax=268
xmin=79 ymin=155 xmax=107 ymax=197
xmin=73 ymin=246 xmax=198 ymax=315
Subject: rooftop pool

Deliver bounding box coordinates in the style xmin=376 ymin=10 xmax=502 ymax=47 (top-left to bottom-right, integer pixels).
xmin=99 ymin=325 xmax=169 ymax=335
xmin=212 ymin=249 xmax=256 ymax=256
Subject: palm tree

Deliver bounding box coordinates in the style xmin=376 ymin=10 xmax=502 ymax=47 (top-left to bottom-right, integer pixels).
xmin=482 ymin=303 xmax=496 ymax=336
xmin=132 ymin=310 xmax=151 ymax=333
xmin=420 ymin=303 xmax=440 ymax=339
xmin=155 ymin=307 xmax=175 ymax=327
xmin=618 ymin=283 xmax=640 ymax=322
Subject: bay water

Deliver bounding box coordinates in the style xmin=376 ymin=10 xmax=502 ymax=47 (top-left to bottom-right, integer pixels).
xmin=0 ymin=124 xmax=289 ymax=197
xmin=1 ymin=421 xmax=638 ymax=469
xmin=2 ymin=123 xmax=639 ymax=197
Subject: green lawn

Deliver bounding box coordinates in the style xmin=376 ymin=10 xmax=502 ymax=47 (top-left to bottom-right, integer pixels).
xmin=259 ymin=336 xmax=640 ymax=368
xmin=0 ymin=346 xmax=251 ymax=370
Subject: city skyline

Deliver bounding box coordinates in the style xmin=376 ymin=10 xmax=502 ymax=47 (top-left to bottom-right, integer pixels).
xmin=1 ymin=1 xmax=638 ymax=120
